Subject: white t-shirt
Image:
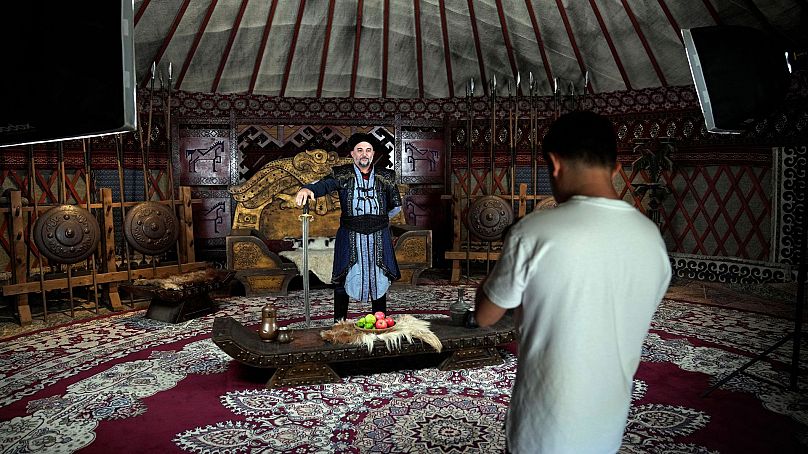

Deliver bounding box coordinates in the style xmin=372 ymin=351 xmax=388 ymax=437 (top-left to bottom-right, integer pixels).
xmin=483 ymin=195 xmax=671 ymax=454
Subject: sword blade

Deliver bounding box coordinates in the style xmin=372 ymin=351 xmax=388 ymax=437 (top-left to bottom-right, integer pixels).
xmin=300 ymin=202 xmax=312 ymax=327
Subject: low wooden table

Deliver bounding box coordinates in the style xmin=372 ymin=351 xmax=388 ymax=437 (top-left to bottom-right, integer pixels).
xmin=212 ymin=315 xmax=517 ymax=388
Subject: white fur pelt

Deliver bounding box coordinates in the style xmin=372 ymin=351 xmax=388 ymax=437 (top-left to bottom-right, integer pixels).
xmin=320 ymin=314 xmax=443 ymax=354
xmin=279 ymin=249 xmax=334 ymax=283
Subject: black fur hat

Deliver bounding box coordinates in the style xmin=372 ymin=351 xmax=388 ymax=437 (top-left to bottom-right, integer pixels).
xmin=346 ymin=132 xmax=384 ymax=153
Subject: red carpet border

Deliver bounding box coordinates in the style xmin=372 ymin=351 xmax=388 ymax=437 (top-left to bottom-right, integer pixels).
xmin=0 ymin=284 xmax=805 ymax=453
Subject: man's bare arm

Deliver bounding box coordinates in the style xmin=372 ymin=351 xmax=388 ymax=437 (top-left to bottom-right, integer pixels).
xmin=474 ymin=285 xmax=508 ymax=328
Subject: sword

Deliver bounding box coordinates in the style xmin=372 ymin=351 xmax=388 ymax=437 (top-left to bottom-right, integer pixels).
xmin=299 ymin=200 xmax=314 ymax=327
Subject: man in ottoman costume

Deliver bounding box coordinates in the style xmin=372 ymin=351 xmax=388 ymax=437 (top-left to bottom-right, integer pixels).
xmin=295 ymin=133 xmax=401 ymax=322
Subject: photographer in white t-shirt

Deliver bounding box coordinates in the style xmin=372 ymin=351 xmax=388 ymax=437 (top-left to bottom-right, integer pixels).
xmin=474 ymin=111 xmax=671 ymax=454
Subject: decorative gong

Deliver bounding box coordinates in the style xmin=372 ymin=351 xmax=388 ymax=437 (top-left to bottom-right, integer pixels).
xmin=467 ymin=195 xmax=514 ymax=241
xmin=124 ymin=202 xmax=179 ymax=255
xmin=33 ymin=205 xmax=101 ymax=264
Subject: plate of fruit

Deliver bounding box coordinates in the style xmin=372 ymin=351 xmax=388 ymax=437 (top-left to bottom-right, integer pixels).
xmin=354 ymin=311 xmax=396 ymax=333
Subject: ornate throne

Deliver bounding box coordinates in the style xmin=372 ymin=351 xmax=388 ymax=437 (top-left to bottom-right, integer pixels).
xmin=227 ymin=149 xmax=433 ymax=296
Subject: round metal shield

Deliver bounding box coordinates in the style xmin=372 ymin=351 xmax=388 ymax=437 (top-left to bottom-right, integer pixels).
xmin=467 ymin=195 xmax=514 ymax=241
xmin=124 ymin=202 xmax=179 ymax=255
xmin=33 ymin=205 xmax=100 ymax=264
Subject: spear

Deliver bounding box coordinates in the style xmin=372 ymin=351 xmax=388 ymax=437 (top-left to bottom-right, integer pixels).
xmin=465 ymin=78 xmax=474 ymax=280
xmin=508 ymin=78 xmax=514 ymax=208
xmin=144 ymin=62 xmax=157 ymax=273
xmin=28 ymin=146 xmax=49 ymax=321
xmin=489 ymin=74 xmax=497 ymax=197
xmin=114 ymin=134 xmax=136 ymax=307
xmin=143 ymin=62 xmax=155 ymax=201
xmin=487 ymin=74 xmax=497 ymax=274
xmin=57 ymin=142 xmax=75 ymax=316
xmin=553 ymin=77 xmax=560 ymax=119
xmin=529 ymin=72 xmax=538 ymax=208
xmin=83 ymin=139 xmax=101 ymax=314
xmin=165 ymin=62 xmax=182 ymax=273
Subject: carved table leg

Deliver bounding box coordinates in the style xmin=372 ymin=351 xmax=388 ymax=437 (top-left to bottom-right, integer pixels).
xmin=267 ymin=362 xmax=342 ymax=389
xmin=438 ymin=347 xmax=503 ymax=371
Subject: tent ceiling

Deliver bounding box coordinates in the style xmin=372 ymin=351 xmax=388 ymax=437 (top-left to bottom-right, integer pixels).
xmin=133 ymin=0 xmax=807 ymax=98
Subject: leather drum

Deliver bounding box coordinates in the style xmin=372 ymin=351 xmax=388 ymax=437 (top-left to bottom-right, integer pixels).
xmin=33 ymin=205 xmax=100 ymax=264
xmin=467 ymin=195 xmax=514 ymax=241
xmin=123 ymin=201 xmax=179 ymax=255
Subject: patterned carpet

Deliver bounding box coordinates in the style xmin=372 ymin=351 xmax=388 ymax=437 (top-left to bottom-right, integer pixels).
xmin=0 ymin=284 xmax=806 ymax=453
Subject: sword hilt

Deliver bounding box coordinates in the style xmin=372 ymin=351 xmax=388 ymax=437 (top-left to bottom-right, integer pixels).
xmin=299 ymin=200 xmax=313 ymax=221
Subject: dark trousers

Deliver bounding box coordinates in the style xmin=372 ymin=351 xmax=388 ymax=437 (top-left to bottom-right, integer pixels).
xmin=334 ymin=283 xmax=387 ymax=322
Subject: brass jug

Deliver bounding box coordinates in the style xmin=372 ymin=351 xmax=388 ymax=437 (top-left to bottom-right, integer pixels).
xmin=259 ymin=303 xmax=279 ymax=342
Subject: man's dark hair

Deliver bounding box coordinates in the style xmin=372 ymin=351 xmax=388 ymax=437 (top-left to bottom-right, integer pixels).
xmin=541 ymin=111 xmax=617 ymax=167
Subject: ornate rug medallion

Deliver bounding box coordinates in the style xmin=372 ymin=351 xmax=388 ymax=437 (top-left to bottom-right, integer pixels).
xmin=0 ymin=290 xmax=805 ymax=452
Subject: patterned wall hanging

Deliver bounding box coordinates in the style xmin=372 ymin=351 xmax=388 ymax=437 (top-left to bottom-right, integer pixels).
xmin=193 ymin=191 xmax=232 ymax=240
xmin=175 ymin=119 xmax=234 ymax=186
xmin=179 ymin=137 xmax=230 ymax=186
xmin=398 ymin=131 xmax=445 ymax=185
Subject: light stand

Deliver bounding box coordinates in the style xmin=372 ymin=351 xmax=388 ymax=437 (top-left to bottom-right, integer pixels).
xmin=702 ymin=153 xmax=806 ymax=396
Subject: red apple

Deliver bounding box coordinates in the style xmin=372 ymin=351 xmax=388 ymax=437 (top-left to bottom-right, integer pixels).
xmin=374 ymin=311 xmax=386 ymax=320
xmin=384 ymin=317 xmax=395 ymax=327
xmin=375 ymin=319 xmax=388 ymax=329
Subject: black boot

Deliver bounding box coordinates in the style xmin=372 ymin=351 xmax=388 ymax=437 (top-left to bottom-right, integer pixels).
xmin=371 ymin=294 xmax=387 ymax=314
xmin=334 ymin=287 xmax=349 ymax=323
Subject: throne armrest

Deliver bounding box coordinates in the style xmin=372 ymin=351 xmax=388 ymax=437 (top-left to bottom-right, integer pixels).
xmin=393 ymin=228 xmax=432 ymax=286
xmin=226 ymin=235 xmax=296 ymax=296
xmin=230 ymin=228 xmax=267 ymax=241
xmin=391 ymin=223 xmax=423 ymax=236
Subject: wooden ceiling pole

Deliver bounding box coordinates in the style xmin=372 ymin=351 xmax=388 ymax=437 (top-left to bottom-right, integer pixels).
xmin=524 ymin=0 xmax=554 ymax=92
xmin=587 ymin=0 xmax=632 ymax=90
xmin=494 ymin=0 xmax=521 ymax=95
xmin=381 ymin=0 xmax=390 ymax=97
xmin=701 ymin=0 xmax=723 ymax=25
xmin=350 ymin=0 xmax=364 ymax=98
xmin=656 ymin=0 xmax=684 ymax=44
xmin=620 ymin=0 xmax=667 ymax=87
xmin=553 ymin=0 xmax=593 ymax=94
xmin=280 ymin=0 xmax=308 ymax=97
xmin=413 ymin=0 xmax=424 ymax=98
xmin=177 ymin=0 xmax=219 ymax=90
xmin=211 ymin=0 xmax=250 ymax=93
xmin=466 ymin=0 xmax=488 ymax=91
xmin=438 ymin=0 xmax=454 ymax=98
xmin=140 ymin=0 xmax=191 ymax=89
xmin=134 ymin=0 xmax=152 ymax=26
xmin=317 ymin=0 xmax=336 ymax=97
xmin=249 ymin=0 xmax=279 ymax=94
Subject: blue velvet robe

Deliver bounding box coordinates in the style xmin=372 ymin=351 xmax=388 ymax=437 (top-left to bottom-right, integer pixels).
xmin=304 ymin=164 xmax=401 ymax=298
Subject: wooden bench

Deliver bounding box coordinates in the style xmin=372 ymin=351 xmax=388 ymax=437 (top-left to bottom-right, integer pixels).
xmin=120 ymin=270 xmax=234 ymax=323
xmin=212 ymin=315 xmax=516 ymax=388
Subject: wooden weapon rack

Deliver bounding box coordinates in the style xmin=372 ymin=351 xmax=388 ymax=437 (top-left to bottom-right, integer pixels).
xmin=443 ymin=183 xmax=555 ymax=283
xmin=2 ymin=186 xmax=207 ymax=325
